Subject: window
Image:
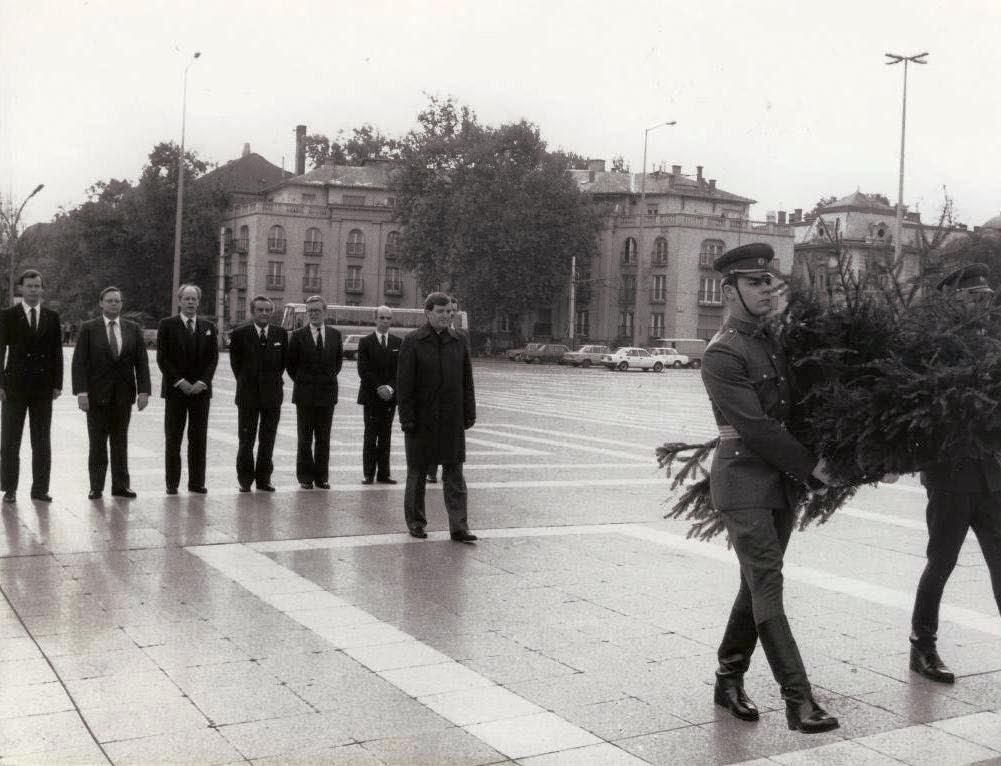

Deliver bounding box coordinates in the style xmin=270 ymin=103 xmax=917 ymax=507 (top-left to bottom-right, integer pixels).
xmin=651 ymin=275 xmax=667 ymax=303
xmin=345 ymin=265 xmax=363 ymax=294
xmin=223 ymin=227 xmax=233 ymax=252
xmin=620 ymin=274 xmax=636 ymax=304
xmin=346 ymin=229 xmax=365 ymax=257
xmin=653 ymin=237 xmax=668 ymax=265
xmin=268 ymin=225 xmax=286 ymax=254
xmin=647 ymin=205 xmax=658 ymax=216
xmin=237 ymin=297 xmax=246 ymax=321
xmin=699 ymin=276 xmax=722 ymax=305
xmin=304 ymin=227 xmax=323 ymax=255
xmin=303 ymin=263 xmax=321 ymax=291
xmin=301 ymin=193 xmax=316 ymax=203
xmin=617 ymin=311 xmax=634 ymax=339
xmin=575 ymin=310 xmax=590 ymax=337
xmin=385 ymin=197 xmax=397 ymax=207
xmin=267 ymin=261 xmax=284 ymax=290
xmin=385 ymin=231 xmax=400 ymax=260
xmin=650 ymin=312 xmax=665 ymax=337
xmin=496 ymin=314 xmax=510 ymax=333
xmin=385 ymin=266 xmax=402 ymax=295
xmin=343 ymin=194 xmax=365 ymax=206
xmin=699 ymin=239 xmax=724 ymax=268
xmin=237 ymin=225 xmax=249 ymax=253
xmin=622 ymin=237 xmax=637 ymax=265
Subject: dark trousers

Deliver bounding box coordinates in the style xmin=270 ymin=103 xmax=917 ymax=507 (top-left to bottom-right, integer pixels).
xmin=164 ymin=395 xmax=210 ymax=490
xmin=403 ymin=460 xmax=469 ymax=534
xmin=237 ymin=406 xmax=280 ymax=488
xmin=1 ymin=396 xmax=53 ymax=494
xmin=362 ymin=401 xmax=395 ymax=480
xmin=717 ymin=506 xmax=795 ymax=677
xmin=86 ymin=402 xmax=132 ymax=492
xmin=296 ymin=404 xmax=334 ymax=484
xmin=912 ymin=489 xmax=1001 ymax=648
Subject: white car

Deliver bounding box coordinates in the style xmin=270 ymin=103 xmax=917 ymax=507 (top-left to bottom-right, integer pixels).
xmin=343 ymin=334 xmax=365 ymax=360
xmin=600 ymin=347 xmax=665 ymax=372
xmin=647 ymin=348 xmax=691 ymax=369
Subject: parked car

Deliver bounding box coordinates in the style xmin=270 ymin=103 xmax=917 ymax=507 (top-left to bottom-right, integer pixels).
xmin=506 ymin=342 xmax=544 ymax=361
xmin=343 ymin=334 xmax=365 ymax=360
xmin=522 ymin=344 xmax=570 ymax=364
xmin=650 ymin=338 xmax=707 ymax=369
xmin=646 ymin=348 xmax=690 ymax=369
xmin=560 ymin=345 xmax=612 ymax=367
xmin=600 ymin=347 xmax=665 ymax=372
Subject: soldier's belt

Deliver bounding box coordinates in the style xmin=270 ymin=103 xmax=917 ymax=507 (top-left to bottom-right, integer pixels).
xmin=718 ymin=425 xmax=739 ymax=439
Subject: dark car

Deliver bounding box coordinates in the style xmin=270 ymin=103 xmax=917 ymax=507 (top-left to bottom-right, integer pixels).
xmin=522 ymin=344 xmax=570 ymax=364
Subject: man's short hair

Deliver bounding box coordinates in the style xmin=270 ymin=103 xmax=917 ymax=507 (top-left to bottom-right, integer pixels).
xmin=177 ymin=283 xmax=201 ymax=302
xmin=100 ymin=286 xmax=122 ymax=301
xmin=18 ymin=269 xmax=43 ymax=287
xmin=305 ymin=296 xmax=326 ymax=308
xmin=424 ymin=291 xmax=451 ymax=311
xmin=251 ymin=294 xmax=273 ymax=309
xmin=375 ymin=304 xmax=392 ymax=319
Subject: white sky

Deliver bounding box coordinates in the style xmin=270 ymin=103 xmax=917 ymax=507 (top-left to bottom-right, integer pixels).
xmin=3 ymin=0 xmax=1000 ymax=228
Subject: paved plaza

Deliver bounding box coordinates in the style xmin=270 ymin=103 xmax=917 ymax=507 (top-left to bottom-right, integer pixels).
xmin=2 ymin=351 xmax=1001 ymax=765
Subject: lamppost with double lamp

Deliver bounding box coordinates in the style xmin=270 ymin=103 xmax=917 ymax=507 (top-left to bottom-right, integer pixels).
xmin=0 ymin=183 xmax=45 ymax=306
xmin=885 ymin=51 xmax=928 ymax=263
xmin=171 ymin=50 xmax=201 ymax=311
xmin=633 ymin=120 xmax=676 ymax=346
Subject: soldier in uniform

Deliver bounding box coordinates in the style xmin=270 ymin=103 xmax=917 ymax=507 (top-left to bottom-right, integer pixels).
xmin=701 ymin=243 xmax=839 ymax=733
xmin=909 ymin=263 xmax=1001 ymax=683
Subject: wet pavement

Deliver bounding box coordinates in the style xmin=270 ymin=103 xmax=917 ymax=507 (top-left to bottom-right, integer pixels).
xmin=2 ymin=352 xmax=1001 ymax=765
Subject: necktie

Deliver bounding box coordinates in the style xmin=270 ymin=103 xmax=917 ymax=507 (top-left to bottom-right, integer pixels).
xmin=108 ymin=320 xmax=119 ymax=358
xmin=380 ymin=334 xmax=386 ymax=349
xmin=259 ymin=328 xmax=267 ymax=347
xmin=187 ymin=318 xmax=195 ymax=334
xmin=29 ymin=308 xmax=37 ymax=332
xmin=316 ymin=329 xmax=323 ymax=352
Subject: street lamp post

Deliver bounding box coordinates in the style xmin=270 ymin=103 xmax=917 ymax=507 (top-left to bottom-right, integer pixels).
xmin=171 ymin=51 xmax=201 ymax=312
xmin=885 ymin=51 xmax=928 ymax=264
xmin=633 ymin=120 xmax=676 ymax=346
xmin=0 ymin=183 xmax=45 ymax=305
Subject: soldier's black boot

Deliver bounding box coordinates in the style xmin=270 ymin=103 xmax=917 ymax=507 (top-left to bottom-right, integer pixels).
xmin=757 ymin=616 xmax=839 ymax=734
xmin=909 ymin=644 xmax=955 ymax=683
xmin=910 ymin=587 xmax=954 ymax=683
xmin=714 ymin=602 xmax=759 ymax=721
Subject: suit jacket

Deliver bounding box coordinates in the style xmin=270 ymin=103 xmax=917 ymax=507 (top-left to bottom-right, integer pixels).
xmin=356 ymin=331 xmax=401 ymax=406
xmin=701 ymin=315 xmax=817 ymax=511
xmin=229 ymin=322 xmax=288 ymax=408
xmin=71 ymin=316 xmax=151 ymax=407
xmin=156 ymin=314 xmax=219 ymax=399
xmin=0 ymin=304 xmax=63 ymax=399
xmin=287 ymin=324 xmax=343 ymax=407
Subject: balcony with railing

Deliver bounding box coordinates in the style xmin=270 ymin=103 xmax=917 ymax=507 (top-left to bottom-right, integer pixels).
xmin=267 ymin=238 xmax=286 ymax=254
xmin=612 ymin=212 xmax=793 ymax=235
xmin=384 ymin=244 xmax=399 ymax=260
xmin=384 ymin=280 xmax=404 ymax=297
xmin=650 ymin=289 xmax=667 ymax=304
xmin=230 ymin=201 xmax=331 ymax=219
xmin=616 ymin=325 xmax=634 ymax=339
xmin=345 ymin=278 xmax=365 ymax=294
xmin=618 ymin=289 xmax=636 ymax=305
xmin=346 ymin=243 xmax=365 ymax=258
xmin=302 ymin=277 xmax=322 ymax=292
xmin=303 ymin=241 xmax=323 ymax=256
xmin=265 ymin=275 xmax=285 ymax=291
xmin=651 ymin=255 xmax=669 ymax=267
xmin=232 ymin=273 xmax=247 ymax=291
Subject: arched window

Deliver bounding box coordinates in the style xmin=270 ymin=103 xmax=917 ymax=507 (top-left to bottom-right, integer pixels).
xmin=237 ymin=225 xmax=249 ymax=253
xmin=347 ymin=229 xmax=365 ymax=257
xmin=268 ymin=225 xmax=286 ymax=254
xmin=699 ymin=239 xmax=725 ymax=268
xmin=622 ymin=237 xmax=637 ymax=264
xmin=304 ymin=227 xmax=323 ymax=256
xmin=653 ymin=237 xmax=668 ymax=265
xmin=385 ymin=231 xmax=400 ymax=260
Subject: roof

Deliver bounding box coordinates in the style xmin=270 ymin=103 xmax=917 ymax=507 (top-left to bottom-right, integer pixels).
xmin=197 ymin=153 xmax=291 ymax=196
xmin=819 ymin=191 xmax=897 ymax=214
xmin=567 ymin=169 xmax=754 ymax=204
xmin=982 ymin=212 xmax=1001 ymax=230
xmin=274 ymin=161 xmax=399 ymax=191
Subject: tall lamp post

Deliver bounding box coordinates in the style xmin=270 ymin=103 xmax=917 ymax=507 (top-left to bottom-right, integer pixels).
xmin=633 ymin=120 xmax=676 ymax=346
xmin=885 ymin=51 xmax=928 ymax=264
xmin=171 ymin=50 xmax=201 ymax=311
xmin=1 ymin=183 xmax=45 ymax=305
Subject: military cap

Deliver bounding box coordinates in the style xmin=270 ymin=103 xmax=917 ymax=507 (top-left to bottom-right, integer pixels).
xmin=936 ymin=262 xmax=993 ymax=293
xmin=714 ymin=243 xmax=775 ymax=277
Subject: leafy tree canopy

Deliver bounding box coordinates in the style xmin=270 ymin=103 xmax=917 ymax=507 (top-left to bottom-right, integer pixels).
xmin=304 ymin=125 xmax=402 ymax=170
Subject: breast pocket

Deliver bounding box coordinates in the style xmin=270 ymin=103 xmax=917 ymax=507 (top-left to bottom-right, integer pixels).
xmin=748 ymin=364 xmax=782 ymax=412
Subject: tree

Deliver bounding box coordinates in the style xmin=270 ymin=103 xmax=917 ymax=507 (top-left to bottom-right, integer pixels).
xmin=392 ymin=96 xmax=602 ymax=337
xmin=610 ymin=155 xmax=630 ymax=173
xmin=809 ymin=196 xmax=838 ymax=216
xmin=304 ymin=125 xmax=402 ymax=170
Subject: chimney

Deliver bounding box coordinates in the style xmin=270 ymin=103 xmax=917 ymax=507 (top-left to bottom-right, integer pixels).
xmin=241 ymin=143 xmax=251 ymax=158
xmin=794 ymin=208 xmax=803 ymax=222
xmin=295 ymin=125 xmax=307 ymax=176
xmin=708 ymin=179 xmax=716 ymax=190
xmin=696 ymin=165 xmax=704 ymax=183
xmin=671 ymin=164 xmax=682 ymax=176
xmin=587 ymin=159 xmax=606 ymax=173
xmin=778 ymin=210 xmax=787 ymax=224
xmin=766 ymin=211 xmax=777 ymax=223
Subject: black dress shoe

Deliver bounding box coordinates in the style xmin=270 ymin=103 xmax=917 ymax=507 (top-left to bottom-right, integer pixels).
xmin=785 ymin=698 xmax=839 ymax=733
xmin=111 ymin=488 xmax=137 ymax=499
xmin=30 ymin=493 xmax=53 ymax=503
xmin=188 ymin=487 xmax=208 ymax=494
xmin=238 ymin=485 xmax=251 ymax=493
xmin=315 ymin=481 xmax=330 ymax=489
xmin=166 ymin=487 xmax=178 ymax=495
xmin=451 ymin=531 xmax=478 ymax=543
xmin=361 ymin=478 xmax=374 ymax=485
xmin=257 ymin=484 xmax=276 ymax=492
xmin=409 ymin=528 xmax=428 ymax=539
xmin=3 ymin=491 xmax=15 ymax=503
xmin=713 ymin=678 xmax=759 ymax=721
xmin=88 ymin=491 xmax=103 ymax=500
xmin=300 ymin=482 xmax=314 ymax=490
xmin=910 ymin=645 xmax=955 ymax=683
xmin=376 ymin=477 xmax=398 ymax=485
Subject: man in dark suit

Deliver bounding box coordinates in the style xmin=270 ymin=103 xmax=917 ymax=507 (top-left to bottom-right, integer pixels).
xmin=156 ymin=283 xmax=218 ymax=494
xmin=398 ymin=292 xmax=477 ymax=543
xmin=287 ymin=296 xmax=342 ymax=489
xmin=71 ymin=286 xmax=151 ymax=499
xmin=0 ymin=269 xmax=63 ymax=502
xmin=357 ymin=305 xmax=400 ymax=485
xmin=229 ymin=295 xmax=287 ymax=492
xmin=909 ymin=263 xmax=1001 ymax=683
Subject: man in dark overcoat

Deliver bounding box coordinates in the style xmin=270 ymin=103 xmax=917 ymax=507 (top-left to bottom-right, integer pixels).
xmin=229 ymin=295 xmax=287 ymax=492
xmin=909 ymin=263 xmax=1001 ymax=683
xmin=357 ymin=305 xmax=401 ymax=484
xmin=397 ymin=292 xmax=476 ymax=542
xmin=156 ymin=283 xmax=218 ymax=494
xmin=0 ymin=269 xmax=63 ymax=502
xmin=71 ymin=286 xmax=151 ymax=499
xmin=287 ymin=296 xmax=342 ymax=489
xmin=701 ymin=243 xmax=837 ymax=733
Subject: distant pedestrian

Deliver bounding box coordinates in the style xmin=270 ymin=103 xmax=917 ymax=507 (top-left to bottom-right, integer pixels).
xmin=357 ymin=305 xmax=400 ymax=485
xmin=398 ymin=292 xmax=477 ymax=542
xmin=229 ymin=295 xmax=287 ymax=492
xmin=156 ymin=284 xmax=218 ymax=495
xmin=71 ymin=287 xmax=150 ymax=500
xmin=287 ymin=296 xmax=342 ymax=490
xmin=427 ymin=296 xmax=463 ymax=484
xmin=0 ymin=270 xmax=63 ymax=503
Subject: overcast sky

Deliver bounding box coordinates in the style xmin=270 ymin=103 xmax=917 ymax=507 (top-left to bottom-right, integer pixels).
xmin=3 ymin=0 xmax=999 ymax=229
